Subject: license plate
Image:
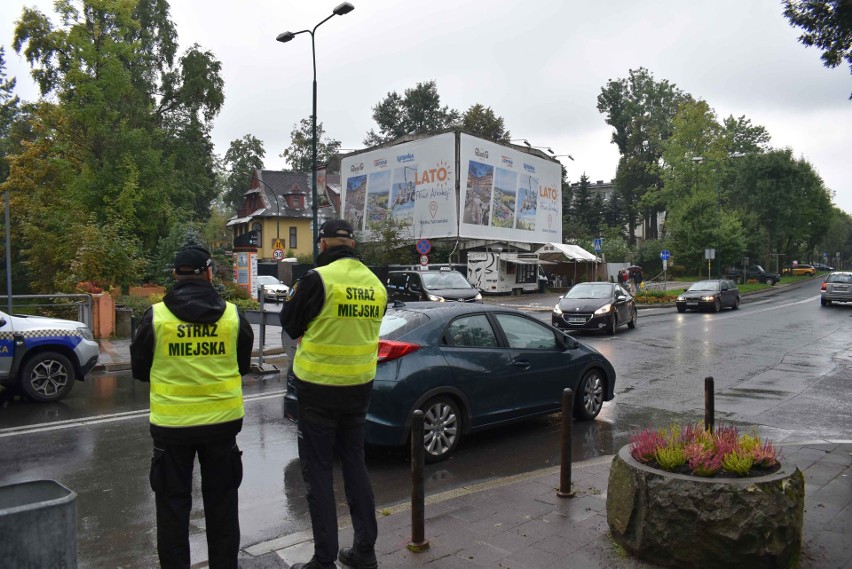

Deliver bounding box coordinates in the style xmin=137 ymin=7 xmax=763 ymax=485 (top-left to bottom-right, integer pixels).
xmin=687 ymin=301 xmax=698 ymax=306
xmin=568 ymin=317 xmax=586 ymax=323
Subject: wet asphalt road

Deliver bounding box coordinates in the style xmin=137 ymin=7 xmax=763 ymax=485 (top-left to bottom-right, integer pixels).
xmin=0 ymin=278 xmax=849 ymax=567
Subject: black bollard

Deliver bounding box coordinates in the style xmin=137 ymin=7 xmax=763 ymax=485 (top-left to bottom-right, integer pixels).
xmin=408 ymin=410 xmax=430 ymax=551
xmin=704 ymin=376 xmax=715 ymax=432
xmin=557 ymin=388 xmax=575 ymax=498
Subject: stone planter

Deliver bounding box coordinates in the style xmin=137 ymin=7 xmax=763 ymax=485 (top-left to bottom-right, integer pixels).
xmin=607 ymin=445 xmax=804 ymax=569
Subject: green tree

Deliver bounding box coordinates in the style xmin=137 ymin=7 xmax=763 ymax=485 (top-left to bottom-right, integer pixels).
xmin=9 ymin=0 xmax=225 ymax=291
xmin=356 ymin=216 xmax=413 ymax=266
xmin=728 ymin=150 xmax=832 ymax=266
xmin=0 ymin=48 xmax=20 ymax=184
xmin=60 ymin=217 xmax=146 ymax=292
xmin=665 ymin=190 xmax=747 ymax=274
xmin=783 ymin=0 xmax=852 ymax=98
xmin=570 ymin=174 xmax=593 ymax=237
xmin=597 ymin=68 xmax=693 ymax=242
xmin=223 ymin=134 xmax=265 ymax=210
xmin=280 ymin=117 xmax=341 ymax=172
xmin=459 ymin=104 xmax=510 ymax=142
xmin=364 ymin=81 xmax=459 ymax=146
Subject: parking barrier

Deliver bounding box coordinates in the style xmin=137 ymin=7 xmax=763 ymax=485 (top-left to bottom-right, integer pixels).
xmin=408 ymin=410 xmax=429 ymax=552
xmin=705 ymin=376 xmax=715 ymax=431
xmin=557 ymin=388 xmax=575 ymax=498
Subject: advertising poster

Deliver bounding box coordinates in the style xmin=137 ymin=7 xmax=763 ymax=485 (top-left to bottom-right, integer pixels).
xmin=459 ymin=134 xmax=562 ymax=244
xmin=340 ymin=132 xmax=457 ymax=240
xmin=233 ymin=251 xmax=257 ymax=296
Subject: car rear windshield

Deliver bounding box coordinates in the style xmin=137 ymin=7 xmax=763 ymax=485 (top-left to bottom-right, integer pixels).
xmin=420 ymin=271 xmax=472 ymax=289
xmin=380 ymin=309 xmax=431 ymax=340
xmin=826 ymin=273 xmax=852 ymax=284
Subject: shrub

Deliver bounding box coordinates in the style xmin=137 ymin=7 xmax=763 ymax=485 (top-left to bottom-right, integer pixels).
xmin=628 ymin=422 xmax=779 ymax=478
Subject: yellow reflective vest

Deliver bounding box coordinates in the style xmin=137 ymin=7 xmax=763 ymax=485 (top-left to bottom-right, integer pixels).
xmin=294 ymin=258 xmax=387 ymax=386
xmin=149 ymin=302 xmax=244 ymax=427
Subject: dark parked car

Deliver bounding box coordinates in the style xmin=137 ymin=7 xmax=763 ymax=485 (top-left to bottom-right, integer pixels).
xmin=676 ymin=279 xmax=740 ymax=312
xmin=551 ymin=282 xmax=637 ymax=335
xmin=285 ymin=303 xmax=616 ymax=462
xmin=820 ymin=271 xmax=852 ymax=306
xmin=812 ymin=262 xmax=835 ymax=272
xmin=386 ymin=268 xmax=482 ymax=303
xmin=723 ymin=264 xmax=780 ymax=285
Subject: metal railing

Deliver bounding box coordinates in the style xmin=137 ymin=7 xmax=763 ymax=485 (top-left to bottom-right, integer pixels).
xmin=0 ymin=294 xmax=94 ymax=331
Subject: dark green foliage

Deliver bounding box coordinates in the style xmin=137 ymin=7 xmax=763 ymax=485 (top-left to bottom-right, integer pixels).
xmin=280 ymin=117 xmax=341 ymax=172
xmin=783 ymin=0 xmax=852 ymax=98
xmin=5 ymin=0 xmax=227 ymax=293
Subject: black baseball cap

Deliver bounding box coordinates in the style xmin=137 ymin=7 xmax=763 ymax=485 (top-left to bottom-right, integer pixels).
xmin=316 ymin=219 xmax=354 ymax=242
xmin=174 ymin=245 xmax=213 ymax=275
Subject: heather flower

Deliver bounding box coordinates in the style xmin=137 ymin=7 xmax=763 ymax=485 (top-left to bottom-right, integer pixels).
xmin=751 ymin=441 xmax=778 ymax=468
xmin=629 ymin=422 xmax=779 ymax=478
xmin=629 ymin=428 xmax=666 ymax=463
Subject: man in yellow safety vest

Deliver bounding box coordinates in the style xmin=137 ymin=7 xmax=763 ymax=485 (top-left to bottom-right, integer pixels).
xmin=280 ymin=219 xmax=386 ymax=569
xmin=131 ymin=245 xmax=254 ymax=569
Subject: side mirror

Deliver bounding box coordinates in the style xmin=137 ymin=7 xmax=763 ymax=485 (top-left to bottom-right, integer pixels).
xmin=409 ymin=283 xmax=420 ymax=292
xmin=559 ymin=332 xmax=578 ymax=350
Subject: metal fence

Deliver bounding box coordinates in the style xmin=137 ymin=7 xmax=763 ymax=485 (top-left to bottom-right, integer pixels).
xmin=0 ymin=294 xmax=94 ymax=331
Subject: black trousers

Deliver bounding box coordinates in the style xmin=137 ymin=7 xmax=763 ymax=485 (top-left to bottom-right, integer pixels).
xmin=149 ymin=436 xmax=243 ymax=569
xmin=298 ymin=408 xmax=378 ymax=567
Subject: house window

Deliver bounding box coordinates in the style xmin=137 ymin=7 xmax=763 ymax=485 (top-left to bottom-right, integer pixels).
xmin=252 ymin=222 xmax=262 ymax=244
xmin=289 ymin=227 xmax=297 ymax=249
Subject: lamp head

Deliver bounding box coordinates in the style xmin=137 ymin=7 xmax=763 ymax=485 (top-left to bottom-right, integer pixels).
xmin=333 ymin=2 xmax=355 ymax=15
xmin=276 ymin=31 xmax=295 ymax=43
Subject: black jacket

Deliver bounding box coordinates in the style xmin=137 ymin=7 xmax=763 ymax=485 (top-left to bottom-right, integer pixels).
xmin=130 ymin=280 xmax=254 ymax=442
xmin=279 ymin=246 xmax=380 ymax=425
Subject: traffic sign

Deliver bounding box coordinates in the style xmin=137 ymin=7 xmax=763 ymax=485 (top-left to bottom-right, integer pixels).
xmin=660 ymin=250 xmax=670 ymax=261
xmin=419 ymin=254 xmax=429 ymax=266
xmin=593 ymin=238 xmax=603 ymax=253
xmin=416 ymin=239 xmax=432 ymax=255
xmin=273 ymin=249 xmax=284 ymax=260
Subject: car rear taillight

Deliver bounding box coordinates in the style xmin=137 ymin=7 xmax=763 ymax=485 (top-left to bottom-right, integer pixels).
xmin=821 ymin=282 xmax=827 ymax=291
xmin=377 ymin=340 xmax=420 ymax=363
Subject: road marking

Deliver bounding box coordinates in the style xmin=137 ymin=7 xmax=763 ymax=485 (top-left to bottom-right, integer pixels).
xmin=0 ymin=390 xmax=286 ymax=438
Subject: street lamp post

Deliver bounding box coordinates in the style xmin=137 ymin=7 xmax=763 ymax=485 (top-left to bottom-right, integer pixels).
xmin=277 ymin=2 xmax=354 ymax=264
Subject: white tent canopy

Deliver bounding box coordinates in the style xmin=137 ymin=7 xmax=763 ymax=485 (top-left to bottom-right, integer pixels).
xmin=535 ymin=243 xmax=600 ymax=262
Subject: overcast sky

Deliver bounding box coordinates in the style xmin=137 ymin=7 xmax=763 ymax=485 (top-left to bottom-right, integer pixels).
xmin=3 ymin=0 xmax=851 ymax=214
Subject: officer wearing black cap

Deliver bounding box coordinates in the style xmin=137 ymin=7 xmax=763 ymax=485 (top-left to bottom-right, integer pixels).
xmin=131 ymin=245 xmax=254 ymax=569
xmin=280 ymin=220 xmax=387 ymax=569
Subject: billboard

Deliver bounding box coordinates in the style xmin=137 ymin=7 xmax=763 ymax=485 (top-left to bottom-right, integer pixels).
xmin=340 ymin=132 xmax=457 ymax=240
xmin=459 ymin=133 xmax=562 ymax=244
xmin=340 ymin=131 xmax=563 ymax=245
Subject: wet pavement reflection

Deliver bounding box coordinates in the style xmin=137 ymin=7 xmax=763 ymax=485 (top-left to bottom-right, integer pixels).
xmin=0 ymin=279 xmax=848 ymax=567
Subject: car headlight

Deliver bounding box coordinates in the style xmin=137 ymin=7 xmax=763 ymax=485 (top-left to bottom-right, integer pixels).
xmin=701 ymin=295 xmax=715 ymax=302
xmin=78 ymin=326 xmax=94 ymax=341
xmin=553 ymin=305 xmax=563 ymax=315
xmin=676 ymin=296 xmax=685 ymax=301
xmin=427 ymin=294 xmax=445 ymax=302
xmin=594 ymin=304 xmax=613 ymax=315
xmin=474 ymin=292 xmax=483 ymax=302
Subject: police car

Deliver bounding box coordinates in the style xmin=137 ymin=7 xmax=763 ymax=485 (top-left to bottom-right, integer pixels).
xmin=0 ymin=310 xmax=100 ymax=402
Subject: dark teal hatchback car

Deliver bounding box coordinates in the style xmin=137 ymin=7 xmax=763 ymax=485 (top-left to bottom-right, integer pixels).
xmin=285 ymin=302 xmax=617 ymax=462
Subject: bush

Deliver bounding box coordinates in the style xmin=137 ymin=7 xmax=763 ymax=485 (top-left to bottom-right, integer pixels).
xmin=232 ymin=298 xmax=259 ymax=311
xmin=117 ymin=294 xmax=156 ymax=317
xmin=629 ymin=423 xmax=779 ymax=477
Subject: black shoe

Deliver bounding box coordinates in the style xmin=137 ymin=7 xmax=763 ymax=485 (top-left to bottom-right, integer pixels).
xmin=338 ymin=546 xmax=378 ymax=569
xmin=290 ymin=558 xmax=334 ymax=569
